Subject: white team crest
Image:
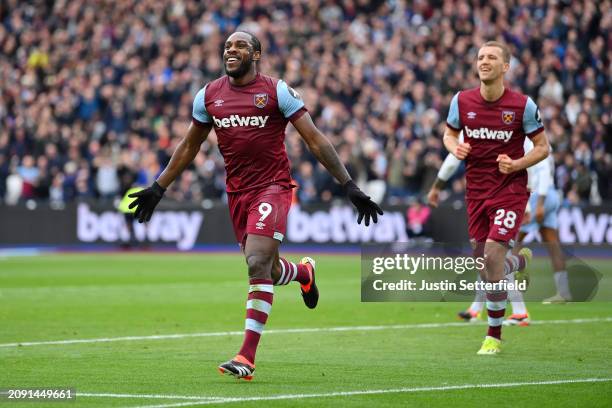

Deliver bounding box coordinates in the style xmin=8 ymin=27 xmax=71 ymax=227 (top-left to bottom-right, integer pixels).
xmin=467 ymin=112 xmax=477 ymax=119
xmin=214 ymin=99 xmax=224 ymax=107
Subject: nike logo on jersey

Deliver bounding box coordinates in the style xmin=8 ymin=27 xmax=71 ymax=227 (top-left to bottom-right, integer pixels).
xmin=464 ymin=126 xmax=513 ymax=142
xmin=213 ymin=115 xmax=269 ymax=128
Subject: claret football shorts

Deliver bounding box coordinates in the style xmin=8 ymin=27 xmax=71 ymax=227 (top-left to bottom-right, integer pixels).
xmin=227 ymin=184 xmax=293 ymax=247
xmin=466 ymin=183 xmax=529 ymax=246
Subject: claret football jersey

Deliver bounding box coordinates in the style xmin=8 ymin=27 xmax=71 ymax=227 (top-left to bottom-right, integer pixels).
xmin=192 ymin=73 xmax=307 ymax=193
xmin=446 ymin=87 xmax=544 ymax=200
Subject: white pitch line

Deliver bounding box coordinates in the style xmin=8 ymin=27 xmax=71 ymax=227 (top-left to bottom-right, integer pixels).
xmin=78 ymin=393 xmax=223 ymax=401
xmin=122 ymin=378 xmax=612 ymax=408
xmin=1 ymin=317 xmax=611 ymax=348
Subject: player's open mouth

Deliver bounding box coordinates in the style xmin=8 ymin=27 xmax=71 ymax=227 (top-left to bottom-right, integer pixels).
xmin=226 ymin=57 xmax=240 ymax=67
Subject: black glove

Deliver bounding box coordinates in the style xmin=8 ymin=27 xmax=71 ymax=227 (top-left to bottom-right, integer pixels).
xmin=128 ymin=181 xmax=166 ymax=223
xmin=343 ymin=180 xmax=384 ymax=226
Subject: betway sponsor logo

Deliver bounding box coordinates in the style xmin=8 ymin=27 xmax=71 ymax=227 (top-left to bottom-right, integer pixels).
xmin=523 ymin=207 xmax=612 ymax=244
xmin=287 ymin=205 xmax=408 ymax=243
xmin=77 ymin=203 xmax=203 ymax=250
xmin=213 ymin=115 xmax=269 ymax=128
xmin=558 ymin=207 xmax=612 ymax=244
xmin=465 ymin=126 xmax=513 ymax=142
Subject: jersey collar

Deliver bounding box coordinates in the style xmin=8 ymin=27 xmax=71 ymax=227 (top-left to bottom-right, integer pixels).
xmin=227 ymin=72 xmax=260 ymax=89
xmin=479 ymin=87 xmax=507 ymax=105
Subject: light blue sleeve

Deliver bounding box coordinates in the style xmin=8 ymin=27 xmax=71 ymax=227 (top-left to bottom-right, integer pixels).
xmin=277 ymin=80 xmax=305 ymax=118
xmin=192 ymin=86 xmax=211 ymax=123
xmin=523 ymin=96 xmax=544 ymax=136
xmin=437 ymin=152 xmax=462 ymax=181
xmin=446 ymin=92 xmax=461 ymax=129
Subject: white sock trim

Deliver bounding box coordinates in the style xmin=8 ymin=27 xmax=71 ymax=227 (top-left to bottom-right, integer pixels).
xmin=486 ymin=299 xmax=507 ymax=311
xmin=245 ymin=318 xmax=265 ymax=334
xmin=290 ymin=262 xmax=298 ymax=282
xmin=504 ymin=255 xmax=519 ymax=275
xmin=277 ymin=261 xmax=289 ymax=285
xmin=279 ymin=261 xmax=287 ymax=284
xmin=247 ymin=299 xmax=272 ymax=314
xmin=249 ymin=284 xmax=274 ymax=294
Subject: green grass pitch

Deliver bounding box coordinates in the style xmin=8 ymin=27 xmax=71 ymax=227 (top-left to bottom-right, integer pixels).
xmin=1 ymin=253 xmax=611 ymax=407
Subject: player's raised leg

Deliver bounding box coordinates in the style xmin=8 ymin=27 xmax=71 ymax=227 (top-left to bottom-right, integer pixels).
xmin=218 ymin=234 xmax=278 ymax=380
xmin=272 ymin=252 xmax=318 ymax=309
xmin=503 ymin=233 xmax=532 ymax=288
xmin=504 ymin=248 xmax=531 ymax=287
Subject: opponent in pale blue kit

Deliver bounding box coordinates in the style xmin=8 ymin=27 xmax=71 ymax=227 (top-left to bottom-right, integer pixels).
xmin=520 ymin=139 xmax=570 ymax=304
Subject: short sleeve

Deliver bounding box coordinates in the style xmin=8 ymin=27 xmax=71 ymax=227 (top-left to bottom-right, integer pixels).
xmin=528 ymin=157 xmax=554 ymax=196
xmin=523 ymin=96 xmax=544 ymax=138
xmin=277 ymin=80 xmax=305 ymax=119
xmin=446 ymin=92 xmax=461 ymax=130
xmin=192 ymin=86 xmax=211 ymax=125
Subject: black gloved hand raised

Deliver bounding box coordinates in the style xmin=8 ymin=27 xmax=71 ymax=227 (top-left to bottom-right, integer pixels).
xmin=128 ymin=181 xmax=166 ymax=223
xmin=343 ymin=180 xmax=384 ymax=226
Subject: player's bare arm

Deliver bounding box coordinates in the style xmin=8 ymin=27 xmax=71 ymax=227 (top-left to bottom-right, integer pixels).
xmin=292 ymin=112 xmax=383 ymax=225
xmin=443 ymin=126 xmax=471 ymax=160
xmin=534 ymin=195 xmax=546 ymax=223
xmin=497 ymin=132 xmax=549 ymax=174
xmin=128 ymin=122 xmax=212 ymax=222
xmin=292 ymin=113 xmax=351 ymax=185
xmin=427 ymin=178 xmax=445 ymax=208
xmin=157 ymin=123 xmax=212 ymax=188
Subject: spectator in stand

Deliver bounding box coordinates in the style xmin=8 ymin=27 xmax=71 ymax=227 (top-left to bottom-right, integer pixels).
xmin=406 ymin=198 xmax=431 ymax=239
xmin=293 ymin=161 xmax=318 ymax=204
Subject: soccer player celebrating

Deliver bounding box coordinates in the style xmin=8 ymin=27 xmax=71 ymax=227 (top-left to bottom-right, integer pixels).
xmin=443 ymin=41 xmax=550 ymax=354
xmin=427 ymin=137 xmax=554 ymax=326
xmin=128 ymin=31 xmax=382 ymax=379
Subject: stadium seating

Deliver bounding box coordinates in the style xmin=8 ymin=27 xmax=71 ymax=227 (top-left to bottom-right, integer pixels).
xmin=0 ymin=1 xmax=608 ymax=206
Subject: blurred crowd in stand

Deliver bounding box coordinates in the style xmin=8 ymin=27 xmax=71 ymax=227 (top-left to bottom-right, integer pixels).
xmin=0 ymin=0 xmax=609 ymax=208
